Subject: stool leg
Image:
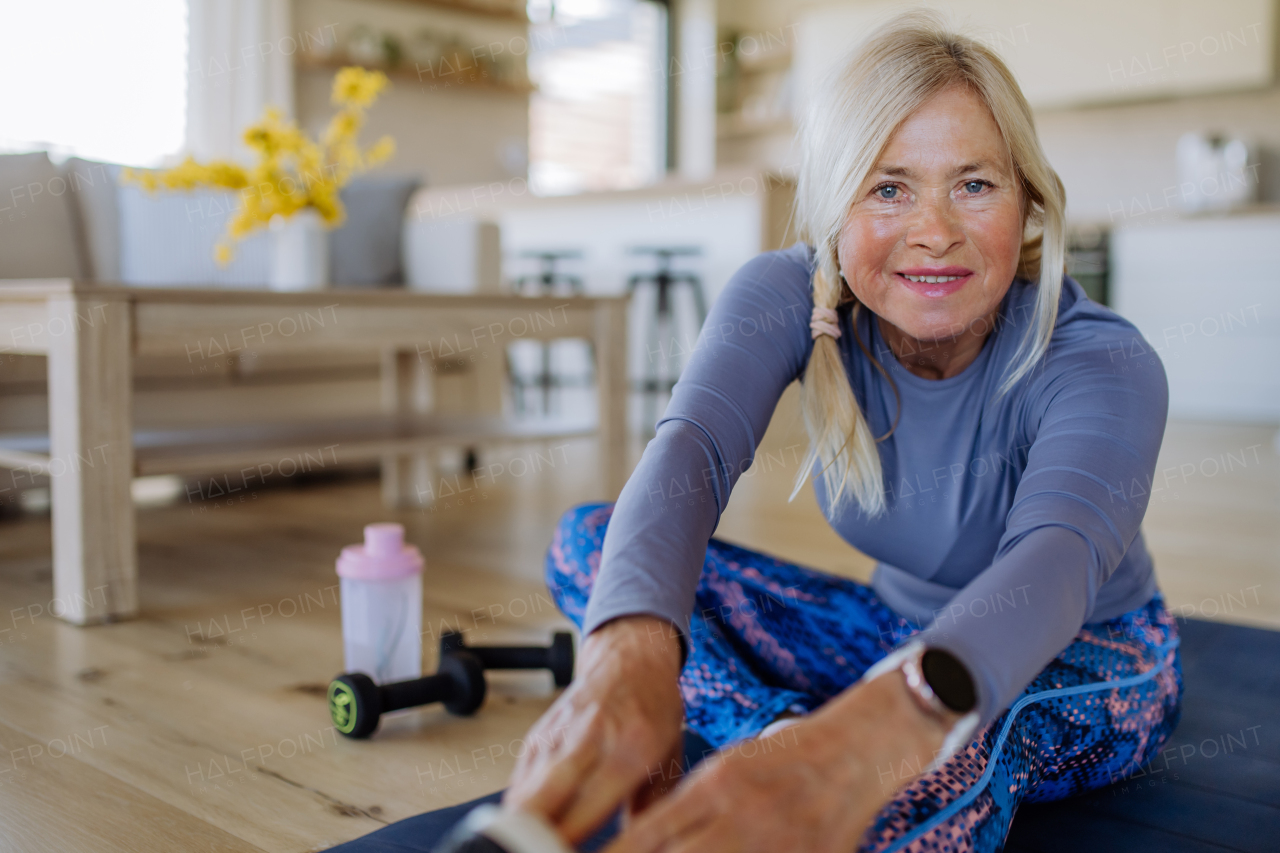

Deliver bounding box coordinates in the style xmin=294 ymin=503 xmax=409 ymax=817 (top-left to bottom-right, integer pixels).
xmin=505 ymin=346 xmax=527 ymax=415
xmin=643 ymin=286 xmax=663 ymax=435
xmin=539 ymin=341 xmax=553 ymax=416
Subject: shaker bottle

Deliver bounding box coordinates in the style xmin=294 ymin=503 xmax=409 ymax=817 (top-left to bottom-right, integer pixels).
xmin=336 ymin=523 xmax=424 ymax=684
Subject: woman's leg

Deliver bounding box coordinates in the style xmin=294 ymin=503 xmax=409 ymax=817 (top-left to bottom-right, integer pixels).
xmin=546 ymin=505 xmax=1182 ymax=851
xmin=545 ymin=503 xmax=918 ymax=747
xmin=858 ymin=596 xmax=1184 ymax=853
xmin=543 ymin=502 xmax=614 ymax=626
xmin=690 ymin=536 xmax=918 ymax=706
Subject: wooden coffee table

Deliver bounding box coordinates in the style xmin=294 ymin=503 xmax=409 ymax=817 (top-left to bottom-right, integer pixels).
xmin=0 ymin=280 xmax=628 ymax=625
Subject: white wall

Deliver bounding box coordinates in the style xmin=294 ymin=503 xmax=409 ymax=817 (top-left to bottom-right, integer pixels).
xmin=791 ymin=0 xmax=1276 ymax=111
xmin=1112 ymin=214 xmax=1280 ymax=423
xmin=1037 ymin=82 xmax=1280 ymax=225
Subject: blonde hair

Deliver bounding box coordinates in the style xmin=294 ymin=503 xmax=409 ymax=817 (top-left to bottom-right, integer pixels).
xmin=792 ymin=9 xmax=1066 ymax=519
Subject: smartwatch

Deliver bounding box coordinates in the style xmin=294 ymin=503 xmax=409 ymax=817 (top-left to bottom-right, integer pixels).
xmin=860 ymin=640 xmax=981 ymax=772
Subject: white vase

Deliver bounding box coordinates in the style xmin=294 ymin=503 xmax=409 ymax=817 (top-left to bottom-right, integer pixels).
xmin=269 ymin=209 xmax=329 ymax=291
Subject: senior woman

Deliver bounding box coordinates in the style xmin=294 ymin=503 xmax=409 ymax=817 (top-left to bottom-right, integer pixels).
xmin=505 ymin=12 xmax=1181 ymax=853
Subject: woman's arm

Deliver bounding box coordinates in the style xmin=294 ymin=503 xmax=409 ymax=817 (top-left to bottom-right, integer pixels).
xmin=505 ymin=614 xmax=685 ymax=843
xmin=507 ymin=245 xmax=818 ymax=839
xmin=913 ymin=317 xmax=1171 ymax=727
xmin=583 ymin=245 xmax=817 ymax=645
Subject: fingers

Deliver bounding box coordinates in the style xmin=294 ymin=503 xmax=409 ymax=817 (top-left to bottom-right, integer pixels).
xmin=624 ymin=737 xmax=687 ymax=820
xmin=555 ymin=757 xmax=647 ymax=843
xmin=504 ymin=728 xmax=602 ymax=821
xmin=503 ymin=624 xmax=688 ymax=844
xmin=538 ymin=720 xmax=683 ymax=842
xmin=604 ymin=772 xmax=717 ymax=853
xmin=662 ymin=821 xmax=732 ymax=853
xmin=560 ymin=724 xmax=685 ymax=843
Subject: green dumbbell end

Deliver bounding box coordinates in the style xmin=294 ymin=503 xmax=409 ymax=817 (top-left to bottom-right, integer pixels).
xmin=330 ymin=673 xmax=380 ymax=739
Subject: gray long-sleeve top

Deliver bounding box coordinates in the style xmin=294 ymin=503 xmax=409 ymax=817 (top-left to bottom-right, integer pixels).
xmin=581 ymin=242 xmax=1168 ymax=729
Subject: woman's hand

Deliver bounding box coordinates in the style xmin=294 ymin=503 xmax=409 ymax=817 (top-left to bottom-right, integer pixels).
xmin=604 ymin=670 xmax=956 ymax=853
xmin=504 ymin=615 xmax=686 ymax=844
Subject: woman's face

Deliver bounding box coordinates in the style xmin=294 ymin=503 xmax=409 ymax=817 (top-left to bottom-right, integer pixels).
xmin=837 ymin=84 xmax=1024 ymax=345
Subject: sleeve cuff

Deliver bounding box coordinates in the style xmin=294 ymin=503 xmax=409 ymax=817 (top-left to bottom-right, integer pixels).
xmin=581 ymin=607 xmax=690 ymax=666
xmin=909 ymin=629 xmax=1000 ymax=729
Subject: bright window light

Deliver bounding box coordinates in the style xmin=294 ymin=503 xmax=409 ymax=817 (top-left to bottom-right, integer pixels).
xmin=0 ymin=0 xmax=187 ymax=166
xmin=528 ymin=0 xmax=667 ymax=196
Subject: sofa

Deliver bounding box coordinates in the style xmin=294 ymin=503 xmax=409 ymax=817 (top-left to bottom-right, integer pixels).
xmin=0 ymin=151 xmax=421 ymax=287
xmin=0 ymin=151 xmax=495 ymax=446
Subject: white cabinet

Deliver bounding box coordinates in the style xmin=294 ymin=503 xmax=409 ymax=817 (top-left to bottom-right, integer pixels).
xmin=794 ymin=0 xmax=1275 ymax=111
xmin=1111 ymin=213 xmax=1280 ymax=422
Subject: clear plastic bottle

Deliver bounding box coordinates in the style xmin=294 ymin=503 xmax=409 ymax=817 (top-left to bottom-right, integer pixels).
xmin=336 ymin=523 xmax=424 ymax=684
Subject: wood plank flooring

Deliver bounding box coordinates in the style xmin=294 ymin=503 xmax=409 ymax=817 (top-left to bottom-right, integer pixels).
xmin=0 ymin=385 xmax=1276 ymax=851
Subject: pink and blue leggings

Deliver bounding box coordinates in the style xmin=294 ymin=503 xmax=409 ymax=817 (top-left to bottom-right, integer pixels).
xmin=546 ymin=503 xmax=1183 ymax=852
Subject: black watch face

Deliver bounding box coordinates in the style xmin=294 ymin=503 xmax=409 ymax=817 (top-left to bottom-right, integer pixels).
xmin=922 ymin=648 xmax=977 ymax=714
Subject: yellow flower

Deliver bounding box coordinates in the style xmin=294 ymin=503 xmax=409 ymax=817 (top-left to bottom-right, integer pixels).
xmin=322 ymin=109 xmax=363 ymax=148
xmin=243 ymin=108 xmax=310 ymax=158
xmin=310 ymin=187 xmax=345 ymax=227
xmin=331 ymin=66 xmax=389 ymax=108
xmin=366 ymin=136 xmax=395 ymax=167
xmin=124 ymin=66 xmax=392 ymax=265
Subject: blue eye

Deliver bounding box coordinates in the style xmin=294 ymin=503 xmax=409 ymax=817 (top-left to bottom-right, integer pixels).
xmin=963 ymin=180 xmax=988 ymax=194
xmin=876 ymin=184 xmax=899 ymax=199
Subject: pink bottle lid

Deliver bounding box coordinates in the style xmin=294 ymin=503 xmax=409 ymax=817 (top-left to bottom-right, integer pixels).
xmin=336 ymin=523 xmax=424 ymax=581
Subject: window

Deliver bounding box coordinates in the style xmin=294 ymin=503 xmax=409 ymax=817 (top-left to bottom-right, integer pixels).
xmin=526 ymin=0 xmax=667 ymax=195
xmin=0 ymin=0 xmax=187 ymax=166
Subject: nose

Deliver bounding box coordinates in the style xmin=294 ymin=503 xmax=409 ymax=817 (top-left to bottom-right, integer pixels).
xmin=907 ymin=189 xmax=964 ymax=256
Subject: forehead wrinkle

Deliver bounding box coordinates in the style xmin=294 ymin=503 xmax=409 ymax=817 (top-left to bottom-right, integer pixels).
xmin=874 ymin=164 xmax=916 ymax=179
xmin=872 ymin=160 xmax=1000 ymax=181
xmin=949 ymin=161 xmax=990 ymax=178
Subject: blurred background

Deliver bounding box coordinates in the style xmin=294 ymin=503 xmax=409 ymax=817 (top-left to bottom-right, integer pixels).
xmin=1 ymin=0 xmax=1278 ymax=438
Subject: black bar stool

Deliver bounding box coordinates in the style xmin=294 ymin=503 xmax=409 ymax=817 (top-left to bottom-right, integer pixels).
xmin=626 ymin=246 xmax=706 ymax=432
xmin=509 ymin=250 xmax=592 ymax=416
xmin=512 ymin=250 xmax=585 ymax=296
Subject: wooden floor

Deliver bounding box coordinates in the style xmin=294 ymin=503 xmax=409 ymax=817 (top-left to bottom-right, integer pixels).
xmin=0 ymin=386 xmax=1277 ymax=852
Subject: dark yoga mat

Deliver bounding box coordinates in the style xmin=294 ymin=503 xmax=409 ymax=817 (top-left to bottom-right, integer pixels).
xmin=331 ymin=618 xmax=1280 ymax=853
xmin=327 ymin=729 xmax=716 ymax=853
xmin=1004 ymin=618 xmax=1280 ymax=853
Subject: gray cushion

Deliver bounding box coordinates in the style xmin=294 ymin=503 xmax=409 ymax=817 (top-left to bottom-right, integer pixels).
xmin=117 ymin=183 xmax=270 ymax=286
xmin=60 ymin=158 xmax=122 ymax=282
xmin=0 ymin=152 xmax=85 ymax=279
xmin=329 ymin=174 xmax=421 ymax=287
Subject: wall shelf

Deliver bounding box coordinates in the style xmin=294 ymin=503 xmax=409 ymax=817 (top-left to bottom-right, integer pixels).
xmin=375 ymin=0 xmax=528 ymax=24
xmin=296 ymin=55 xmax=534 ymax=96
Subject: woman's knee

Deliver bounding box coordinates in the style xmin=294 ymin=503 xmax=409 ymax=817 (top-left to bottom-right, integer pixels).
xmin=549 ymin=503 xmax=614 ymax=563
xmin=545 ymin=502 xmax=615 ymax=606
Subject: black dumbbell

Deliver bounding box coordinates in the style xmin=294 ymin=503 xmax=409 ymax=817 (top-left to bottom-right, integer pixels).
xmin=440 ymin=631 xmax=575 ymax=687
xmin=329 ymin=650 xmax=487 ymax=739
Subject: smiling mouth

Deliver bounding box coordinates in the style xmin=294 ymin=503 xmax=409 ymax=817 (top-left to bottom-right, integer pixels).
xmin=901 ymin=273 xmax=965 ymax=284
xmin=895 ymin=270 xmax=972 ymax=296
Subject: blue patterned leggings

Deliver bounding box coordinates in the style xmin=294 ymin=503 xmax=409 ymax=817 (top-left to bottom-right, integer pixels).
xmin=545 ymin=503 xmax=1183 ymax=853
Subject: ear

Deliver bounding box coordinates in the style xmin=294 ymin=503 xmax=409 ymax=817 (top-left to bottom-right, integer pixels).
xmin=831 ymin=232 xmax=858 ymax=306
xmin=838 ymin=273 xmax=856 ymax=305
